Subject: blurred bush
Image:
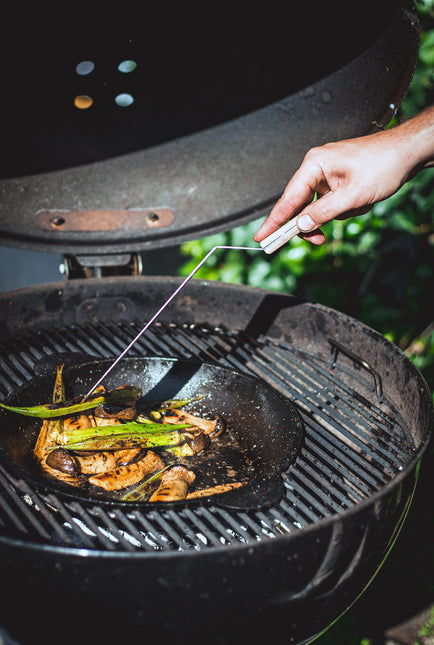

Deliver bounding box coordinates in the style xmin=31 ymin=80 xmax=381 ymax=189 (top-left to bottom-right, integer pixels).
xmin=179 ymin=1 xmax=434 ymax=392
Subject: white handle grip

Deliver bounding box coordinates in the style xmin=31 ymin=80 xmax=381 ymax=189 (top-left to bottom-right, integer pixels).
xmin=259 ymin=218 xmax=301 ymax=254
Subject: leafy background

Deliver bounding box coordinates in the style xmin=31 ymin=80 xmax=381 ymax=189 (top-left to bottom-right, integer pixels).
xmin=178 ymin=2 xmax=434 ymax=643
xmin=179 ymin=3 xmax=434 ymax=398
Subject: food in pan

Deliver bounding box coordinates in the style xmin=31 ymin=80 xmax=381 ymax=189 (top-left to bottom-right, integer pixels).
xmin=0 ymin=364 xmax=243 ymax=502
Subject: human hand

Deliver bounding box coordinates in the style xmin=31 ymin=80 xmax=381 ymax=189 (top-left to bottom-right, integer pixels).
xmin=254 ymin=107 xmax=434 ymax=246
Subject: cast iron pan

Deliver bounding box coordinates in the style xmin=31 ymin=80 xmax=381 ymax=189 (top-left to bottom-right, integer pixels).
xmin=0 ymin=355 xmax=304 ymax=511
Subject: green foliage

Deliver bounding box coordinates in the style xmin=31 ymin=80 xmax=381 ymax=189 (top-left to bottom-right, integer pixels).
xmin=178 ymin=1 xmax=434 ymax=391
xmin=414 ymin=607 xmax=434 ymax=645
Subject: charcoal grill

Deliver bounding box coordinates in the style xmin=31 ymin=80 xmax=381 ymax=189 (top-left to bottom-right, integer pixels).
xmin=0 ymin=279 xmax=431 ymax=644
xmin=0 ymin=2 xmax=432 ymax=644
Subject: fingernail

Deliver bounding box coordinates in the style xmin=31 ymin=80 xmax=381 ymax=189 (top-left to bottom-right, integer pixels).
xmin=297 ymin=213 xmax=316 ymax=232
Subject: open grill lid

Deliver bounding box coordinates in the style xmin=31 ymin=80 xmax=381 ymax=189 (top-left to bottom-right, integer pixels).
xmin=0 ymin=1 xmax=419 ymax=255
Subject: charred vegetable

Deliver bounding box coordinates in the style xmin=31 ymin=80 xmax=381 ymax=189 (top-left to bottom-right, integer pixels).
xmin=59 ymin=430 xmax=187 ymax=452
xmin=149 ymin=466 xmax=196 ymax=502
xmin=57 ymin=421 xmax=191 ymax=446
xmin=32 ymin=365 xmax=83 ymax=486
xmin=3 ymin=367 xmax=244 ymax=502
xmin=88 ymin=450 xmax=166 ymax=491
xmin=0 ymin=385 xmax=142 ymax=418
xmin=161 ymin=408 xmax=224 ymax=436
xmin=121 ymin=466 xmax=170 ymax=502
xmin=186 ymin=482 xmax=243 ymax=499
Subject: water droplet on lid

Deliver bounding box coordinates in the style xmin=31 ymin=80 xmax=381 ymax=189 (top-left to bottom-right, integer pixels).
xmin=300 ymin=85 xmax=315 ymax=98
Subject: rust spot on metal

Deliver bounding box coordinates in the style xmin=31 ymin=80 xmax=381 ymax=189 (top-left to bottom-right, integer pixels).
xmin=35 ymin=209 xmax=175 ymax=232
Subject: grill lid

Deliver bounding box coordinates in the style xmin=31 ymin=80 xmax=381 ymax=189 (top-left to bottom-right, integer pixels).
xmin=0 ymin=0 xmax=419 ymax=254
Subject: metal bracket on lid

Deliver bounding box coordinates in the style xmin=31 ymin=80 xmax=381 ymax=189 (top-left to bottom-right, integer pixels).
xmin=36 ymin=208 xmax=175 ymax=233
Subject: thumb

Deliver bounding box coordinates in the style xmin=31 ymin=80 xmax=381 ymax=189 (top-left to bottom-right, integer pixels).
xmin=297 ymin=190 xmax=358 ymax=233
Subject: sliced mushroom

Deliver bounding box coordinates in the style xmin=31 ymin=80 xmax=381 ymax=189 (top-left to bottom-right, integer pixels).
xmin=57 ymin=413 xmax=98 ymax=444
xmin=74 ymin=448 xmax=142 ymax=475
xmin=148 ymin=465 xmax=196 ymax=502
xmin=62 ymin=413 xmax=95 ymax=433
xmin=186 ymin=482 xmax=244 ymax=499
xmin=88 ymin=450 xmax=165 ymax=491
xmin=94 ymin=404 xmax=137 ymax=421
xmin=162 ymin=409 xmax=225 ymax=436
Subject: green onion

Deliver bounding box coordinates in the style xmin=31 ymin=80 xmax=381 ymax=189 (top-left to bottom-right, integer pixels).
xmin=0 ymin=385 xmax=142 ymax=419
xmin=60 ymin=431 xmax=185 ymax=452
xmin=166 ymin=444 xmax=195 ymax=458
xmin=121 ymin=466 xmax=170 ymax=502
xmin=58 ymin=421 xmax=191 ymax=445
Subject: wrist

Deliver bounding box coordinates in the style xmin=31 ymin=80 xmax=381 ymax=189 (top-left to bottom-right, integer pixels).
xmin=396 ymin=106 xmax=434 ymax=175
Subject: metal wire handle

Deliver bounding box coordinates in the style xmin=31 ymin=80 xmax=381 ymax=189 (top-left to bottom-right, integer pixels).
xmin=84 ymin=245 xmax=262 ymax=398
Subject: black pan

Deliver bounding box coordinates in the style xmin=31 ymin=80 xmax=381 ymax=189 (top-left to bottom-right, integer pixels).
xmin=0 ymin=355 xmax=304 ymax=511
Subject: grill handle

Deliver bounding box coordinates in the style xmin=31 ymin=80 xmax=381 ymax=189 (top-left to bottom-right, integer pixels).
xmin=328 ymin=339 xmax=383 ymax=404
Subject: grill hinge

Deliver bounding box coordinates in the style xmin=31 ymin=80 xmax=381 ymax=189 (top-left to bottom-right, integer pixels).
xmin=61 ymin=253 xmax=143 ymax=279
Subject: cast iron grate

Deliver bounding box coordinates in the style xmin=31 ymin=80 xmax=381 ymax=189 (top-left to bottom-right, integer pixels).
xmin=0 ymin=321 xmax=414 ymax=552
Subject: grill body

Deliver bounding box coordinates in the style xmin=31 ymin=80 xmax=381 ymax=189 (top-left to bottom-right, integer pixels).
xmin=0 ymin=489 xmax=416 ymax=645
xmin=0 ymin=277 xmax=431 ymax=644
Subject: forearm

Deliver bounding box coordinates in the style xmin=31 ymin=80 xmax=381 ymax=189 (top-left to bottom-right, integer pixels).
xmin=393 ymin=105 xmax=434 ymax=176
xmin=254 ymin=105 xmax=434 ymax=246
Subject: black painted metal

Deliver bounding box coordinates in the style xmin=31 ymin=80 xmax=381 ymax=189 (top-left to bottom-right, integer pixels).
xmin=0 ymin=277 xmax=431 ymax=645
xmin=0 ymin=1 xmax=419 ymax=253
xmin=0 ymin=2 xmax=426 ymax=639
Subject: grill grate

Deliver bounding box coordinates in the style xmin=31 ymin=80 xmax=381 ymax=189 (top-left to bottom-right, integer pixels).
xmin=0 ymin=321 xmax=414 ymax=552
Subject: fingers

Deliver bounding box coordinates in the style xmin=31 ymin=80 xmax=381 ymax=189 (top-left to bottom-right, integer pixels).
xmin=253 ymin=120 xmax=423 ymax=250
xmin=253 ymin=138 xmax=380 ymax=248
xmin=297 ymin=190 xmax=354 ymax=231
xmin=297 ymin=228 xmax=326 ymax=245
xmin=257 ymin=182 xmax=364 ymax=247
xmin=254 ymin=157 xmax=324 ymax=242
